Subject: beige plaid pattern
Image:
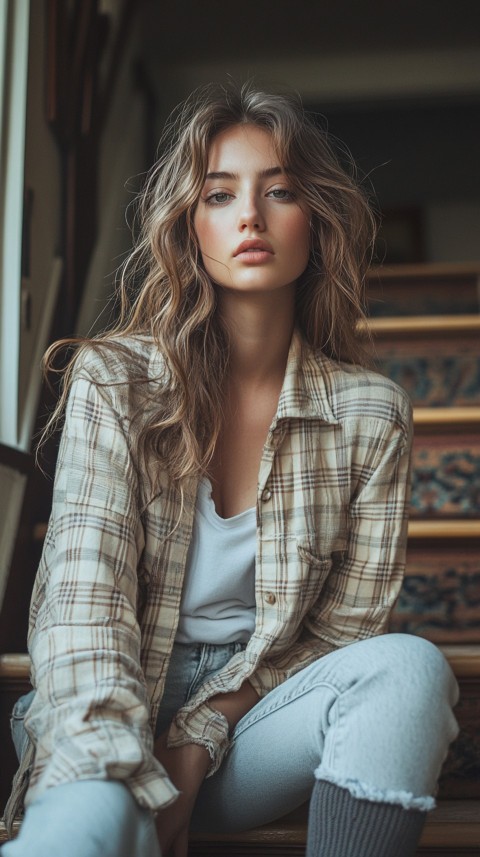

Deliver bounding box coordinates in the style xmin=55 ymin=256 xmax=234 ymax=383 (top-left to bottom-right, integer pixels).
xmin=11 ymin=332 xmax=412 ymax=816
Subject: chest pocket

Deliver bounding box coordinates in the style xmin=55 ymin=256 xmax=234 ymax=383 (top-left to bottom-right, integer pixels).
xmin=296 ymin=544 xmax=333 ymax=608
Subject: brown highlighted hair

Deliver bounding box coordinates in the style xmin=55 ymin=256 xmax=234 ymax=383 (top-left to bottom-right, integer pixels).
xmin=43 ymin=82 xmax=376 ymax=488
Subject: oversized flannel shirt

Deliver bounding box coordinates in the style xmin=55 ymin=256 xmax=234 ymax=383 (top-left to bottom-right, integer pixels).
xmin=4 ymin=331 xmax=413 ymax=829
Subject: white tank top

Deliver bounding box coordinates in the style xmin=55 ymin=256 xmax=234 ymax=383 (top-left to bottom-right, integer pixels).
xmin=175 ymin=478 xmax=257 ymax=644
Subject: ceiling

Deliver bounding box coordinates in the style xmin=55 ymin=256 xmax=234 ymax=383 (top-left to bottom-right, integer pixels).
xmin=140 ymin=0 xmax=480 ymax=64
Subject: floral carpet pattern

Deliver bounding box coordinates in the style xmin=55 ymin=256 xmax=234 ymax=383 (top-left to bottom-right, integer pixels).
xmin=391 ymin=561 xmax=480 ymax=642
xmin=376 ymin=355 xmax=480 ymax=406
xmin=410 ymin=444 xmax=480 ymax=517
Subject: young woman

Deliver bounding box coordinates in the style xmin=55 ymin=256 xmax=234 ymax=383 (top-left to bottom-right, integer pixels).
xmin=3 ymin=84 xmax=458 ymax=857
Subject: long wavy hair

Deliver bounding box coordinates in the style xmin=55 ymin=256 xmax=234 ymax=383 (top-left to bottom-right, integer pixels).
xmin=43 ymin=82 xmax=376 ymax=489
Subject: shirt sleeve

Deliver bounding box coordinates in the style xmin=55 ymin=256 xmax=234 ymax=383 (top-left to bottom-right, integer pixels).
xmin=167 ymin=702 xmax=231 ymax=776
xmin=248 ymin=408 xmax=414 ymax=699
xmin=25 ymin=358 xmax=179 ymax=811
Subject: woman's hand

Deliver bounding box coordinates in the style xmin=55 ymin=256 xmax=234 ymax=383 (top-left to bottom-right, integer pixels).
xmin=154 ymin=681 xmax=259 ymax=854
xmin=154 ymin=732 xmax=210 ymax=857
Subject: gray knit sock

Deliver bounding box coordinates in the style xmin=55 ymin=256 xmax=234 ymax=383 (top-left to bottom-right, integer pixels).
xmin=306 ymin=780 xmax=427 ymax=857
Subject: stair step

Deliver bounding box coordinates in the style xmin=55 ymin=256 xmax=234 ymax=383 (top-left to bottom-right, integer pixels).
xmin=361 ymin=314 xmax=480 ymax=406
xmin=440 ymin=645 xmax=480 ymax=678
xmin=410 ymin=418 xmax=480 ymax=519
xmin=393 ymin=542 xmax=480 ymax=644
xmin=0 ymin=800 xmax=479 ymax=854
xmin=413 ymin=408 xmax=480 ymax=426
xmin=1 ymin=646 xmax=479 ymax=683
xmin=366 ymin=262 xmax=480 ymax=317
xmin=0 ymin=654 xmax=30 ymax=680
xmin=369 ymin=315 xmax=480 ymax=407
xmin=408 ymin=521 xmax=479 ymax=539
xmin=367 ymin=314 xmax=480 ymax=334
xmin=188 ymin=800 xmax=480 ymax=856
xmin=30 ymin=520 xmax=480 ymax=555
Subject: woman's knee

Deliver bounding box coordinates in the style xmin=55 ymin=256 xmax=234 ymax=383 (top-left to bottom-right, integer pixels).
xmin=314 ymin=634 xmax=460 ymax=795
xmin=361 ymin=634 xmax=459 ymax=745
xmin=380 ymin=634 xmax=458 ymax=704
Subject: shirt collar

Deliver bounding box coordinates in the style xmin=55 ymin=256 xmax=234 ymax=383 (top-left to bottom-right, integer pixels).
xmin=274 ymin=330 xmax=339 ymax=425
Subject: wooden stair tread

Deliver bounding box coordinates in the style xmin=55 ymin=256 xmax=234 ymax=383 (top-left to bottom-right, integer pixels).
xmin=0 ymin=654 xmax=30 ymax=680
xmin=413 ymin=407 xmax=480 ymax=426
xmin=0 ymin=801 xmax=479 ymax=849
xmin=408 ymin=520 xmax=480 ymax=539
xmin=189 ymin=800 xmax=480 ymax=849
xmin=439 ymin=645 xmax=480 ymax=678
xmin=32 ymin=518 xmax=480 ymax=553
xmin=2 ymin=645 xmax=480 ymax=682
xmin=189 ymin=800 xmax=480 ymax=850
xmin=366 ymin=314 xmax=480 ymax=334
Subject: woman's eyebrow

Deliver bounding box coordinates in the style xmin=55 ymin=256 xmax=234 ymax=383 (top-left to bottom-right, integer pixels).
xmin=204 ymin=166 xmax=284 ymax=181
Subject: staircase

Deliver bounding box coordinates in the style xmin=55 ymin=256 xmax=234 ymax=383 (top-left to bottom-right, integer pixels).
xmin=1 ymin=262 xmax=479 ymax=854
xmin=370 ymin=265 xmax=480 ymax=856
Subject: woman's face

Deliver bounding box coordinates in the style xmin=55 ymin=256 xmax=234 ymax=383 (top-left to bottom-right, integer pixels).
xmin=193 ymin=124 xmax=310 ymax=297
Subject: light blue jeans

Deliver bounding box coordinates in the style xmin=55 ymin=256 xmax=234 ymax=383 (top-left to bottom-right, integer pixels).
xmin=1 ymin=633 xmax=459 ymax=857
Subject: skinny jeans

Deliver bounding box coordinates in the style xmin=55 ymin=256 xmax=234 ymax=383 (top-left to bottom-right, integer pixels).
xmin=1 ymin=633 xmax=459 ymax=857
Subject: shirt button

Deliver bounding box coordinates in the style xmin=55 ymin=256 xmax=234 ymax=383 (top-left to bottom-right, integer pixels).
xmin=261 ymin=488 xmax=272 ymax=502
xmin=264 ymin=591 xmax=276 ymax=605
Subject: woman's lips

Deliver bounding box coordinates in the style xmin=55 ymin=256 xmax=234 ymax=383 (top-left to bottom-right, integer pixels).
xmin=234 ymin=239 xmax=273 ymax=256
xmin=233 ymin=239 xmax=274 ymax=263
xmin=234 ymin=249 xmax=273 ymax=263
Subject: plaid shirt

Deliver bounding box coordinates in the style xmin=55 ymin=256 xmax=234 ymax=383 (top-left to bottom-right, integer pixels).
xmin=5 ymin=331 xmax=412 ymax=826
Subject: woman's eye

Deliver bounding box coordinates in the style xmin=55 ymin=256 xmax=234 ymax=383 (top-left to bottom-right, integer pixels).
xmin=205 ymin=192 xmax=231 ymax=205
xmin=268 ymin=188 xmax=294 ymax=200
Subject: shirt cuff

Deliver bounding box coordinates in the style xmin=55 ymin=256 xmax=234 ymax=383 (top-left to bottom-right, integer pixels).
xmin=167 ymin=702 xmax=230 ymax=777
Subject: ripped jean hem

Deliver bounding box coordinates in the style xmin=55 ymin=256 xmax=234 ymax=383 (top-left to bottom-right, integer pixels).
xmin=314 ymin=765 xmax=436 ymax=812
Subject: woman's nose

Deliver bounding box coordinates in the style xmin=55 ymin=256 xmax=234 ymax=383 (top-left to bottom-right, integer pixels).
xmin=238 ymin=195 xmax=265 ymax=231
